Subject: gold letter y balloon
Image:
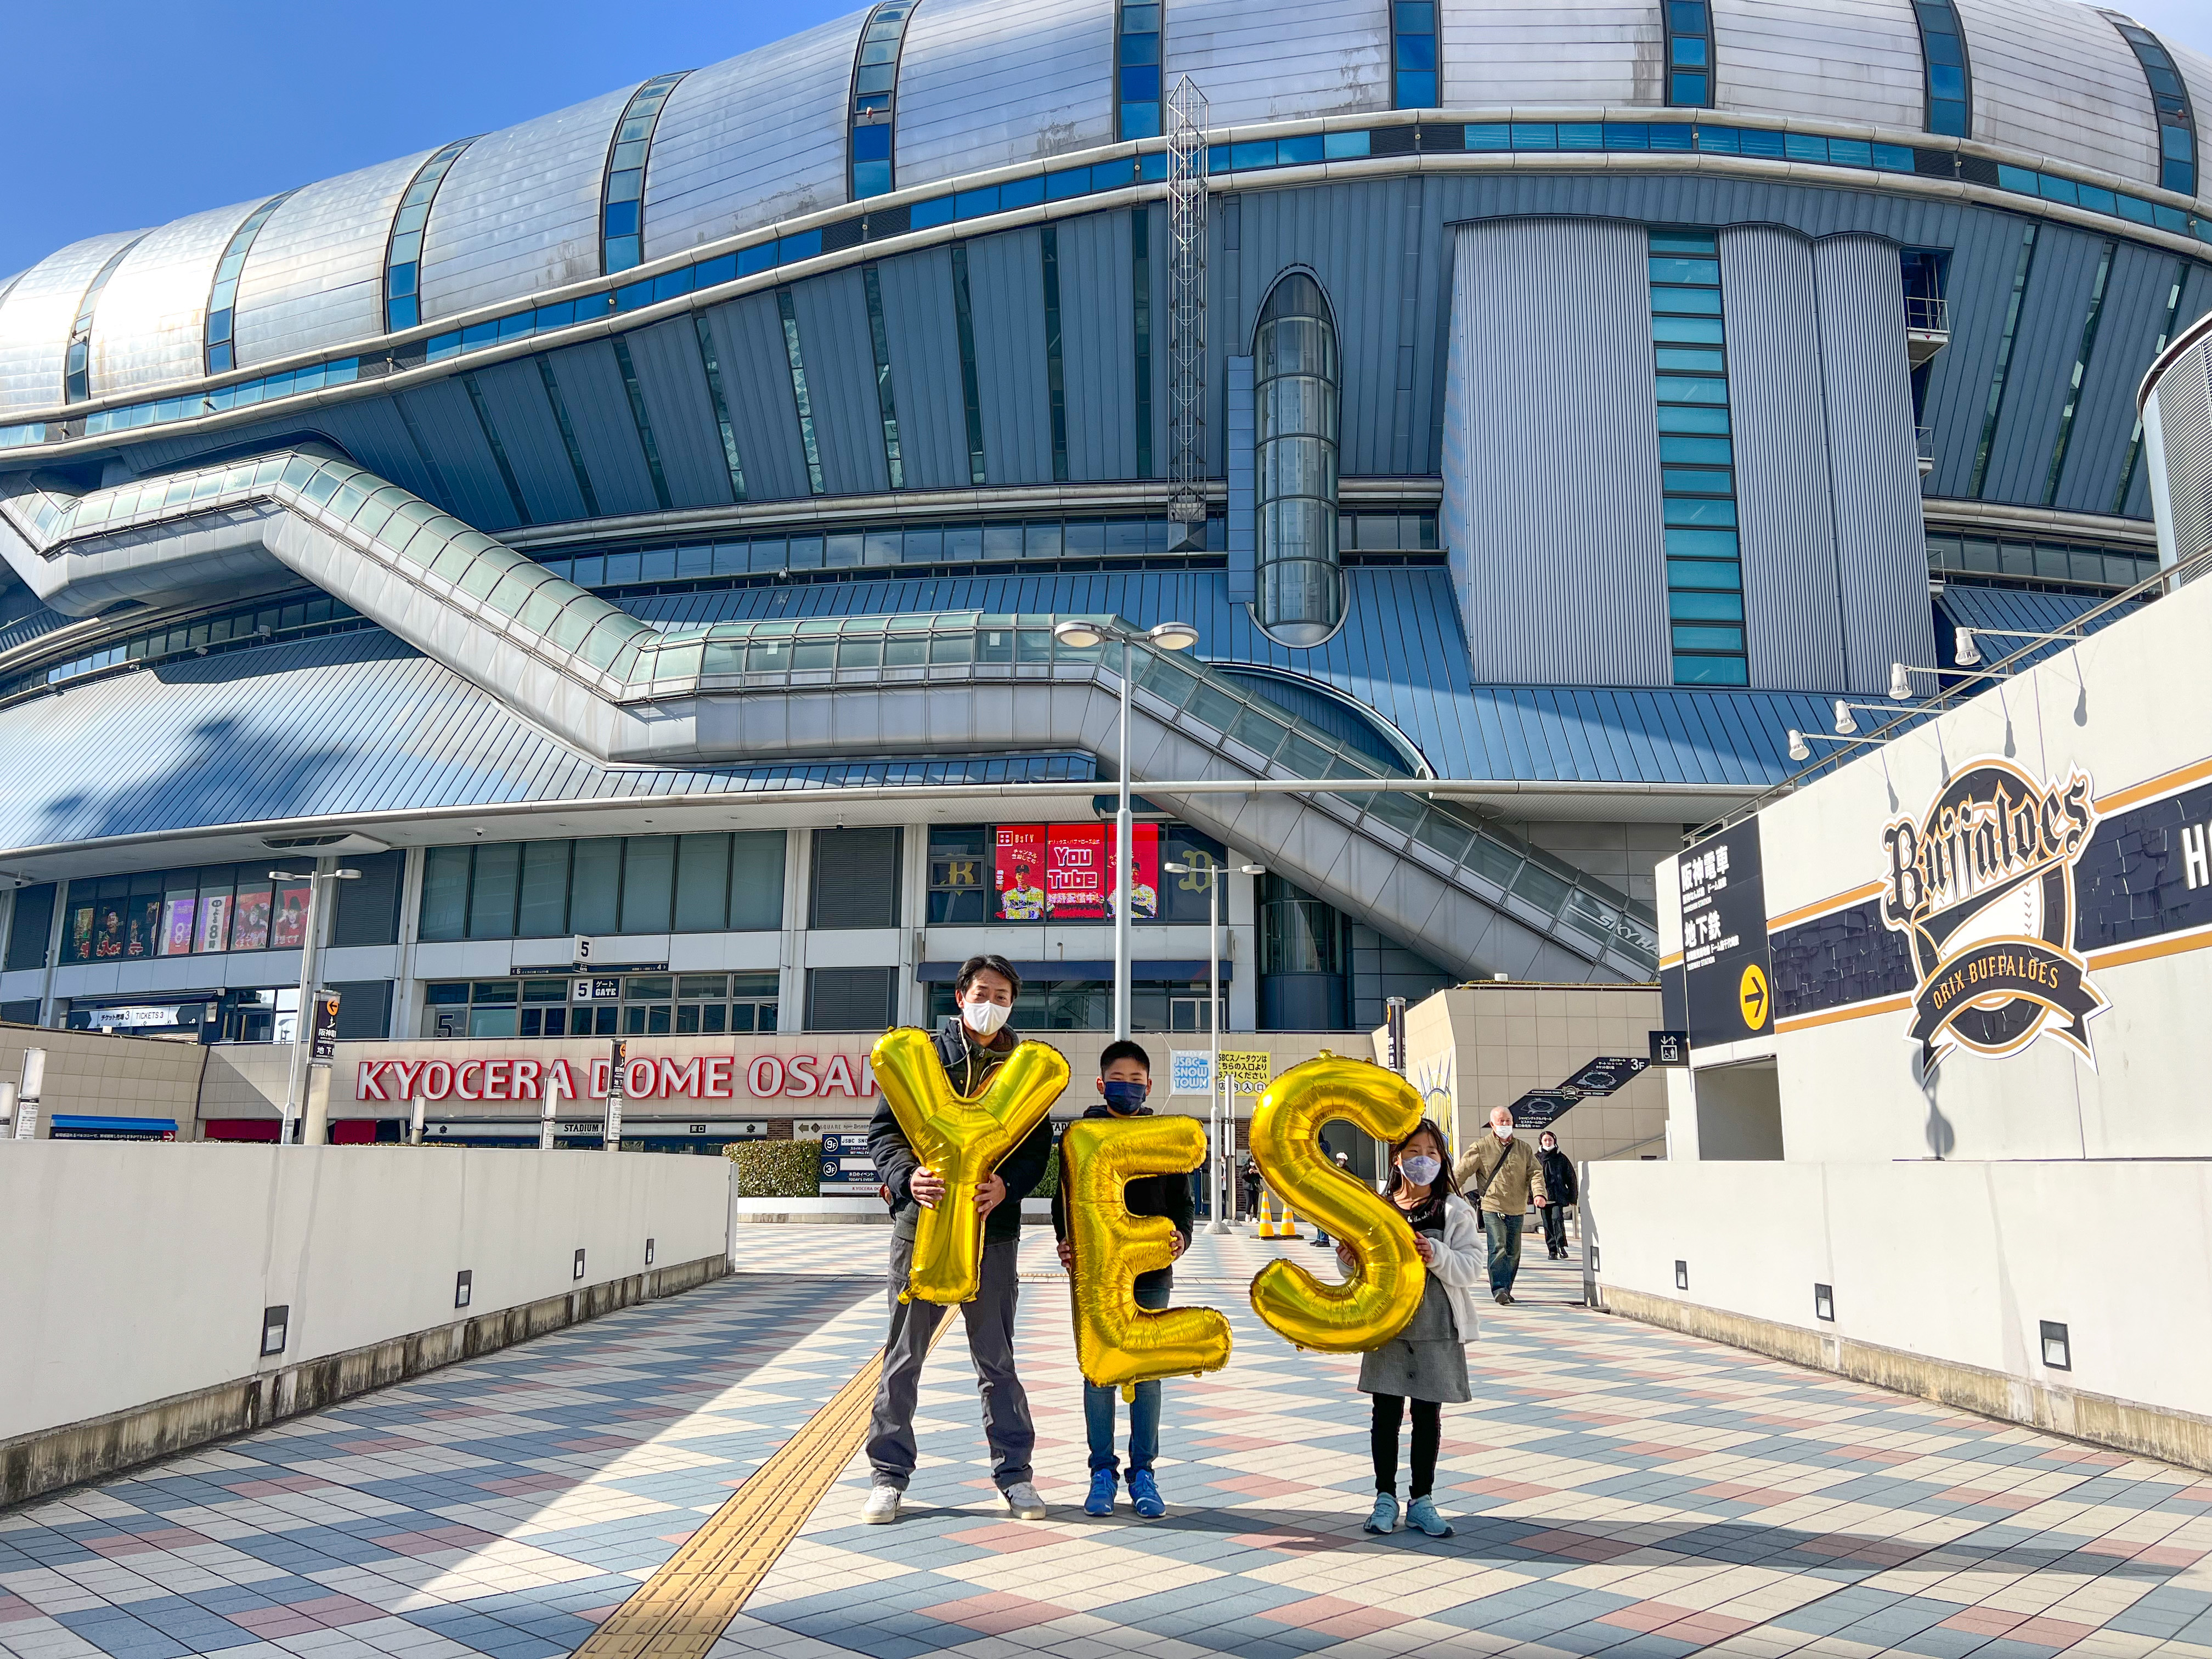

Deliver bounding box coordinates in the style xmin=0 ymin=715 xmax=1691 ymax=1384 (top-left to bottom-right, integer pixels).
xmin=1248 ymin=1054 xmax=1427 ymax=1352
xmin=1062 ymin=1114 xmax=1232 ymax=1394
xmin=871 ymin=1026 xmax=1068 ymax=1305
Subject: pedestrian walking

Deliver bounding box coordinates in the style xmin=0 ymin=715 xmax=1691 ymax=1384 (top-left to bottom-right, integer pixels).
xmin=861 ymin=955 xmax=1053 ymax=1525
xmin=1240 ymin=1157 xmax=1261 ymax=1222
xmin=1340 ymin=1119 xmax=1482 ymax=1539
xmin=1311 ymin=1146 xmax=1352 ymax=1247
xmin=1052 ymin=1041 xmax=1190 ymax=1519
xmin=1536 ymin=1130 xmax=1578 ymax=1260
xmin=1453 ymin=1105 xmax=1549 ymax=1305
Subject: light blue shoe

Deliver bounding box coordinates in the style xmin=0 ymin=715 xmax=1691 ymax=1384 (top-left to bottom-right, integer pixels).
xmin=1084 ymin=1468 xmax=1117 ymax=1516
xmin=1405 ymin=1495 xmax=1454 ymax=1538
xmin=1128 ymin=1469 xmax=1166 ymax=1518
xmin=1363 ymin=1491 xmax=1399 ymax=1534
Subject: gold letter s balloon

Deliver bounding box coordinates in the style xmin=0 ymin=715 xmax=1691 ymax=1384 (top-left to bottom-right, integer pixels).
xmin=1062 ymin=1115 xmax=1232 ymax=1393
xmin=1248 ymin=1054 xmax=1427 ymax=1352
xmin=871 ymin=1026 xmax=1068 ymax=1305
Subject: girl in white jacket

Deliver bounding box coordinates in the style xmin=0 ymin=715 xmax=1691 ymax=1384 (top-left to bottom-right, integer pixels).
xmin=1338 ymin=1119 xmax=1484 ymax=1538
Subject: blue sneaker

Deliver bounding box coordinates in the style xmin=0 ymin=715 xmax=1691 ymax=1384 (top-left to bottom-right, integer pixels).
xmin=1363 ymin=1491 xmax=1399 ymax=1534
xmin=1405 ymin=1496 xmax=1454 ymax=1538
xmin=1083 ymin=1469 xmax=1117 ymax=1517
xmin=1128 ymin=1469 xmax=1165 ymax=1518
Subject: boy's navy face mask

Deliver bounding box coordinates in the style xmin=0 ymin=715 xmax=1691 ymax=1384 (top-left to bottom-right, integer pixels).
xmin=1102 ymin=1080 xmax=1149 ymax=1113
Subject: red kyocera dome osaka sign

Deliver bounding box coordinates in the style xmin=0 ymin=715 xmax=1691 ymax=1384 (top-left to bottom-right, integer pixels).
xmin=354 ymin=1051 xmax=878 ymax=1104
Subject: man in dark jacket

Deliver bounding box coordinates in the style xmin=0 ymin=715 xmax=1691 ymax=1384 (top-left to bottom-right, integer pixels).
xmin=1536 ymin=1129 xmax=1579 ymax=1259
xmin=860 ymin=955 xmax=1053 ymax=1525
xmin=1051 ymin=1040 xmax=1191 ymax=1519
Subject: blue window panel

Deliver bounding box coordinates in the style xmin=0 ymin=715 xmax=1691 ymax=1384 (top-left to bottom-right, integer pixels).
xmin=206 ymin=307 xmax=234 ymax=344
xmin=1827 ymin=138 xmax=1873 ymax=168
xmin=387 ymin=262 xmax=418 ymax=299
xmin=1674 ymin=653 xmax=1748 ymax=685
xmin=1655 ymin=347 xmax=1726 ymax=374
xmin=1466 ymin=123 xmax=1511 ymax=150
xmin=1123 ymin=105 xmax=1163 ymax=141
xmin=207 ymin=343 xmax=233 ymax=374
xmin=1397 ymin=70 xmax=1437 ymax=106
xmin=779 ymin=229 xmax=822 ymax=261
xmin=654 ymin=269 xmax=695 ymax=302
xmin=2163 ymin=159 xmax=2192 ymax=194
xmin=1325 ymin=131 xmax=1370 ymax=159
xmin=1997 ymin=163 xmax=2039 ymax=193
xmin=460 ymin=320 xmax=499 ymax=349
xmin=497 ymin=311 xmax=534 ymax=341
xmin=1396 ymin=34 xmax=1436 ymax=71
xmin=1602 ymin=124 xmax=1650 ymax=150
xmin=1047 ymin=166 xmax=1093 ymax=200
xmin=1653 ymin=314 xmax=1725 ymax=344
xmin=1662 ymin=494 xmax=1736 ymax=523
xmin=998 ymin=175 xmax=1044 ymax=209
xmin=1671 ymin=72 xmax=1708 ymax=104
xmin=2036 ymin=173 xmax=2079 ymax=205
xmin=607 ymin=168 xmax=644 ymax=204
xmin=2078 ymin=184 xmax=2118 ymax=215
xmin=695 ymin=253 xmax=736 ymax=288
xmin=534 ymin=300 xmax=574 ymax=330
xmin=1737 ymin=128 xmax=1786 ymax=159
xmin=957 ymin=184 xmax=1002 ymax=217
xmin=1647 ymin=124 xmax=1695 ymax=151
xmin=1119 ymin=31 xmax=1160 ymax=65
xmin=1664 ymin=527 xmax=1739 ymax=558
xmin=1672 ymin=35 xmax=1708 ymax=66
xmin=1648 ymin=256 xmax=1720 ymax=284
xmin=1557 ymin=122 xmax=1604 ymax=151
xmin=427 ymin=333 xmax=461 ymax=362
xmin=388 ymin=295 xmax=419 ymax=331
xmin=2164 ymin=126 xmax=2194 ymax=162
xmin=1871 ymin=142 xmax=1915 ymax=171
xmin=1121 ymin=64 xmax=1160 ymax=100
xmin=1666 ymin=558 xmax=1741 ymax=590
xmin=1277 ymin=133 xmax=1324 ymax=165
xmin=1694 ymin=124 xmax=1736 ymax=153
xmin=1928 ymin=61 xmax=1966 ymax=98
xmin=1649 ymin=228 xmax=1717 ymax=253
xmin=615 ymin=280 xmax=654 ymax=312
xmin=1092 ymin=157 xmax=1138 ymax=188
xmin=907 ymin=195 xmax=957 ymax=232
xmin=1651 ymin=284 xmax=1723 ymax=314
xmin=1231 ymin=139 xmax=1278 ymax=169
xmin=1663 ymin=465 xmax=1732 ymax=492
xmin=1207 ymin=143 xmax=1232 ymax=172
xmin=1668 ymin=590 xmax=1743 ymax=622
xmin=852 ymin=123 xmax=892 ymax=162
xmin=2153 ymin=203 xmax=2189 ymax=233
xmin=1672 ymin=624 xmax=1744 ymax=651
xmin=1511 ymin=123 xmax=1556 ymax=150
xmin=1657 ymin=408 xmax=1732 ymax=440
xmin=604 ymin=200 xmax=641 ymax=238
xmin=853 ymin=159 xmax=893 ymax=198
xmin=1931 ymin=100 xmax=1967 ymax=137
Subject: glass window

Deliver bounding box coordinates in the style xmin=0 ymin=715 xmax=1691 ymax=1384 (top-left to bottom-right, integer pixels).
xmin=467 ymin=842 xmax=520 ymax=939
xmin=569 ymin=839 xmax=623 ymax=935
xmin=619 ymin=837 xmax=676 ymax=934
xmin=229 ymin=879 xmax=273 ymax=951
xmin=517 ymin=841 xmax=571 ymax=937
xmin=674 ymin=833 xmax=731 ymax=931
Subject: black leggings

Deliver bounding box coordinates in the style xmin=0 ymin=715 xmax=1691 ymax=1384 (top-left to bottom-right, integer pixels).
xmin=1370 ymin=1394 xmax=1441 ymax=1499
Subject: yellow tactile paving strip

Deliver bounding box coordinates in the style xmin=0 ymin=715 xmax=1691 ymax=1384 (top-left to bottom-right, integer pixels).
xmin=571 ymin=1311 xmax=939 ymax=1659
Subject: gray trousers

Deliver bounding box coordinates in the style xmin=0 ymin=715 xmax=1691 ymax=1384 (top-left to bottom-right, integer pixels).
xmin=865 ymin=1229 xmax=1034 ymax=1492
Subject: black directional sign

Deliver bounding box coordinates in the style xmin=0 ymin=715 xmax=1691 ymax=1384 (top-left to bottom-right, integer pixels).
xmin=1505 ymin=1054 xmax=1652 ymax=1130
xmin=1676 ymin=820 xmax=1774 ymax=1047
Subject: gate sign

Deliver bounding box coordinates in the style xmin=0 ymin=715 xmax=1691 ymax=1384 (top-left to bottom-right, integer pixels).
xmin=1677 ymin=821 xmax=1774 ymax=1046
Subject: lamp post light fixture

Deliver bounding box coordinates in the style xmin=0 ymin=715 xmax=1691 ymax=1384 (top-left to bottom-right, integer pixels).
xmin=1051 ymin=617 xmax=1201 ymax=1040
xmin=268 ymin=863 xmax=361 ymax=1145
xmin=1166 ymin=856 xmax=1264 ymax=1233
xmin=1953 ymin=625 xmax=2080 ymax=669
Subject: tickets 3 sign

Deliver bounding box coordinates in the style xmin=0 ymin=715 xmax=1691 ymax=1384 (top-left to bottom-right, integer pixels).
xmin=1880 ymin=757 xmax=2109 ymax=1066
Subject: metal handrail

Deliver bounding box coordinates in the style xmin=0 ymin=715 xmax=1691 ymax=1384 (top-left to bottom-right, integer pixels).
xmin=1904 ymin=294 xmax=1950 ymax=332
xmin=1691 ymin=542 xmax=2210 ymax=841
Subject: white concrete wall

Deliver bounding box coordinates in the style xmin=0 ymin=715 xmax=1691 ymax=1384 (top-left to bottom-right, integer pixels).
xmin=1588 ymin=1157 xmax=2212 ymax=1420
xmin=0 ymin=1144 xmax=731 ymax=1442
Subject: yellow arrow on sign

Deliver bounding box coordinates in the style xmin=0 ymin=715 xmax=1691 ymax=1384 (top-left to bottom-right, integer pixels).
xmin=1739 ymin=963 xmax=1770 ymax=1031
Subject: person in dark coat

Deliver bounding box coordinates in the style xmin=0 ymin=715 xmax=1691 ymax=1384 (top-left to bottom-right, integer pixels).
xmin=1536 ymin=1128 xmax=1579 ymax=1260
xmin=860 ymin=955 xmax=1053 ymax=1525
xmin=1240 ymin=1156 xmax=1261 ymax=1221
xmin=1052 ymin=1040 xmax=1192 ymax=1519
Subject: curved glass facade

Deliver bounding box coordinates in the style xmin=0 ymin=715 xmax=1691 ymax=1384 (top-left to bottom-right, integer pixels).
xmin=384 ymin=139 xmax=472 ymax=334
xmin=849 ymin=2 xmax=914 ymax=200
xmin=1252 ymin=273 xmax=1341 ymax=646
xmin=63 ymin=238 xmax=144 ymax=402
xmin=205 ymin=194 xmax=295 ymax=375
xmin=1910 ymin=0 xmax=1972 ymax=138
xmin=603 ymin=72 xmax=689 ymax=274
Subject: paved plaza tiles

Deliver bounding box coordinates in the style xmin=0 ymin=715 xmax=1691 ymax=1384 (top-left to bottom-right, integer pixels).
xmin=7 ymin=1228 xmax=2212 ymax=1659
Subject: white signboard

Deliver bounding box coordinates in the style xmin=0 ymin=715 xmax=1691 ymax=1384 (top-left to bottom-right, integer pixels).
xmin=86 ymin=1007 xmax=182 ymax=1029
xmin=1169 ymin=1050 xmax=1214 ymax=1097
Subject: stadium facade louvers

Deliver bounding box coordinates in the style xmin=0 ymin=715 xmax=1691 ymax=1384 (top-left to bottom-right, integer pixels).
xmin=0 ymin=0 xmax=2205 ymax=1046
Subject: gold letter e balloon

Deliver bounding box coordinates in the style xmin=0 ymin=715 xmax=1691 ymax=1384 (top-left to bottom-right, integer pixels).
xmin=871 ymin=1026 xmax=1068 ymax=1305
xmin=1248 ymin=1054 xmax=1428 ymax=1352
xmin=1062 ymin=1114 xmax=1233 ymax=1395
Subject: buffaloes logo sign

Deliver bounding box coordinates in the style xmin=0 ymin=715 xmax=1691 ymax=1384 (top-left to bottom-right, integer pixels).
xmin=1880 ymin=757 xmax=2108 ymax=1068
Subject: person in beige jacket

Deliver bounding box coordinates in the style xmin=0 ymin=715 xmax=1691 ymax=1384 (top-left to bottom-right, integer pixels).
xmin=1453 ymin=1105 xmax=1548 ymax=1305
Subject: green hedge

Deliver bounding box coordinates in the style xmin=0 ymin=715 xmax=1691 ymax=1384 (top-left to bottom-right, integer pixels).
xmin=728 ymin=1137 xmax=823 ymax=1197
xmin=1030 ymin=1141 xmax=1060 ymax=1201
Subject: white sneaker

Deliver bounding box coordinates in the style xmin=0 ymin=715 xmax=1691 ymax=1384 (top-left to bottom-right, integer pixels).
xmin=1002 ymin=1481 xmax=1047 ymax=1520
xmin=859 ymin=1485 xmax=902 ymax=1524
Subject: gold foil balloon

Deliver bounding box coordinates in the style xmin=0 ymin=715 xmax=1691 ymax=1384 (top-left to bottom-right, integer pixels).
xmin=871 ymin=1025 xmax=1068 ymax=1305
xmin=1062 ymin=1115 xmax=1233 ymax=1395
xmin=1247 ymin=1054 xmax=1427 ymax=1352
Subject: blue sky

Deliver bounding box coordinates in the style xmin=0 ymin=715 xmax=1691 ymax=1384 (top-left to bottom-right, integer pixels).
xmin=4 ymin=0 xmax=2208 ymax=278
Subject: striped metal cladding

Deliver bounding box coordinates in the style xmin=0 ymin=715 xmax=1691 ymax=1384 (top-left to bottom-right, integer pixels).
xmin=2146 ymin=327 xmax=2212 ymax=570
xmin=232 ymin=151 xmax=432 ymax=368
xmin=1718 ymin=225 xmax=1845 ymax=691
xmin=867 ymin=246 xmax=970 ymax=492
xmin=1437 ymin=3 xmax=1662 ymax=108
xmin=962 ymin=230 xmax=1054 ymax=486
xmin=1950 ymin=0 xmax=2164 ymax=189
xmin=2052 ymin=242 xmax=2190 ymax=515
xmin=1972 ymin=223 xmax=2104 ymax=503
xmin=1812 ymin=233 xmax=1938 ymax=693
xmin=1443 ymin=217 xmax=1669 ymax=688
xmin=1165 ymin=0 xmax=1389 ymax=129
xmin=1709 ymin=0 xmax=1926 ymax=132
xmin=82 ymin=204 xmax=263 ymax=397
xmin=893 ymin=0 xmax=1115 ymax=188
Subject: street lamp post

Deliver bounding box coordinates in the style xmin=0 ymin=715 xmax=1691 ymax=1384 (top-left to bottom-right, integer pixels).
xmin=1052 ymin=617 xmax=1200 ymax=1040
xmin=268 ymin=861 xmax=361 ymax=1145
xmin=1166 ymin=856 xmax=1263 ymax=1233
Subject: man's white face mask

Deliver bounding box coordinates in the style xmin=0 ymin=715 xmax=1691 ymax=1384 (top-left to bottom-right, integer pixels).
xmin=962 ymin=998 xmax=1011 ymax=1036
xmin=1493 ymin=1123 xmax=1514 ymax=1141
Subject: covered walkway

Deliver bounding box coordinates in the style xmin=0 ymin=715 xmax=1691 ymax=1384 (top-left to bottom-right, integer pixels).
xmin=5 ymin=1231 xmax=2210 ymax=1659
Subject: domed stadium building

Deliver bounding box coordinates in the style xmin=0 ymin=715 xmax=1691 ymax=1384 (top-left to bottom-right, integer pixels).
xmin=1 ymin=0 xmax=2207 ymax=1142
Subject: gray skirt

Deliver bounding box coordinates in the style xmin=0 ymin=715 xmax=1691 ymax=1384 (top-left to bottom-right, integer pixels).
xmin=1356 ymin=1277 xmax=1472 ymax=1404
